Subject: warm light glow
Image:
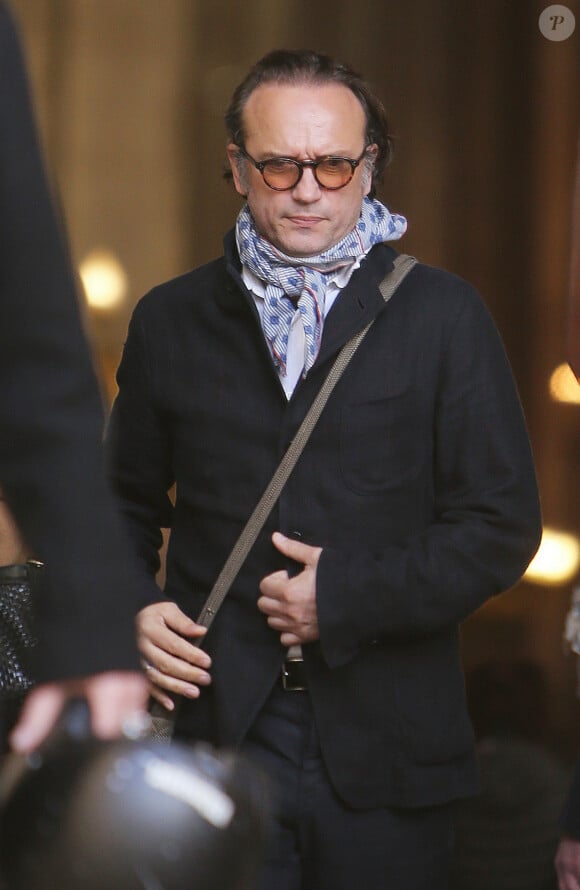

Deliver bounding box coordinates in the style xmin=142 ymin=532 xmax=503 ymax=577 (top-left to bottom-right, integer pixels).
xmin=549 ymin=363 xmax=580 ymax=404
xmin=79 ymin=249 xmax=128 ymax=311
xmin=524 ymin=527 xmax=580 ymax=586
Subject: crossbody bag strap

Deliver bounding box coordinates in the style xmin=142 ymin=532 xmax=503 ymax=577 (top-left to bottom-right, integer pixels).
xmin=195 ymin=252 xmax=417 ymax=630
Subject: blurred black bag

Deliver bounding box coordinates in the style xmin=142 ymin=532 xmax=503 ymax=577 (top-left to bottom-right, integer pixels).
xmin=0 ymin=701 xmax=271 ymax=890
xmin=0 ymin=562 xmax=42 ymax=698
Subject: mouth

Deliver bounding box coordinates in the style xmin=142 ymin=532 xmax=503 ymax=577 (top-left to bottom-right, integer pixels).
xmin=287 ymin=216 xmax=324 ymax=228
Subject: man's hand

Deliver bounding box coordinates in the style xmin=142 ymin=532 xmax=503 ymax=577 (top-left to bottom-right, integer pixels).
xmin=9 ymin=670 xmax=148 ymax=753
xmin=137 ymin=601 xmax=212 ymax=711
xmin=556 ymin=836 xmax=580 ymax=890
xmin=257 ymin=532 xmax=322 ymax=646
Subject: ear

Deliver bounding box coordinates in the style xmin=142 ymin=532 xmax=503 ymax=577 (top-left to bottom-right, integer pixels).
xmin=362 ymin=143 xmax=379 ymax=197
xmin=226 ymin=144 xmax=248 ymax=197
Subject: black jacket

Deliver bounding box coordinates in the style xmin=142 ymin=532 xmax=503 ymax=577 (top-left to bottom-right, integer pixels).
xmin=109 ymin=232 xmax=542 ymax=808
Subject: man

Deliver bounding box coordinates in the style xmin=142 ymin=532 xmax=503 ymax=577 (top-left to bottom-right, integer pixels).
xmin=0 ymin=0 xmax=147 ymax=752
xmin=109 ymin=49 xmax=542 ymax=889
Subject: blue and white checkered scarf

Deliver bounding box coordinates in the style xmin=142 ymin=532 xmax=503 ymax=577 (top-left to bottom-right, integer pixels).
xmin=236 ymin=197 xmax=407 ymax=376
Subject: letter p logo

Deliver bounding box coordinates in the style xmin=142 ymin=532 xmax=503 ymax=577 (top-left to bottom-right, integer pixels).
xmin=539 ymin=5 xmax=576 ymax=40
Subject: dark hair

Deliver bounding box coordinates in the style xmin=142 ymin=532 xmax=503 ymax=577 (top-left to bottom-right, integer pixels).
xmin=224 ymin=49 xmax=393 ymax=198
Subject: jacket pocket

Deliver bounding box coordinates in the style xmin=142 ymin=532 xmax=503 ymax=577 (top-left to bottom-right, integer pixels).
xmin=339 ymin=388 xmax=424 ymax=494
xmin=393 ymin=636 xmax=475 ymax=764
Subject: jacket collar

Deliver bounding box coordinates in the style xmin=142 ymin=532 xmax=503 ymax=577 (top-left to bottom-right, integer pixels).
xmin=314 ymin=243 xmax=398 ymax=370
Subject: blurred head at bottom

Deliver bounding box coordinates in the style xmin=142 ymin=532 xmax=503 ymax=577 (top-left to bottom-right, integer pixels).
xmin=0 ymin=737 xmax=270 ymax=890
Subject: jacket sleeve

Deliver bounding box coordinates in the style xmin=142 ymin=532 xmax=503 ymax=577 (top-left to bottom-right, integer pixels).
xmin=0 ymin=2 xmax=141 ymax=680
xmin=316 ymin=286 xmax=542 ymax=668
xmin=107 ymin=301 xmax=175 ymax=607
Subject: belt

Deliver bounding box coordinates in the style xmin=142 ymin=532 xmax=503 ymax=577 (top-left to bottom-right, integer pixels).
xmin=281 ymin=657 xmax=307 ymax=692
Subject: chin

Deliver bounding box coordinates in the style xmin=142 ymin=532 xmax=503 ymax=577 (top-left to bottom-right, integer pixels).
xmin=277 ymin=235 xmax=331 ymax=258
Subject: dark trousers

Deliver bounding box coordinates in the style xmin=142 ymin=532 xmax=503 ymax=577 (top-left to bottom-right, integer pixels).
xmin=241 ymin=682 xmax=454 ymax=890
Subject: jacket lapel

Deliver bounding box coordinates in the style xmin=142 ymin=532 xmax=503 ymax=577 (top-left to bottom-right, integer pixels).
xmin=313 ymin=244 xmax=398 ymax=371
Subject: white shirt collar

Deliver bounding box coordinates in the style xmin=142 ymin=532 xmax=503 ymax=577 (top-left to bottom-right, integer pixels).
xmin=241 ymin=247 xmax=371 ymax=312
xmin=241 ymin=246 xmax=372 ymax=399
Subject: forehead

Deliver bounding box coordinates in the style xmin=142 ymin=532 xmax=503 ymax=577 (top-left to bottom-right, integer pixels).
xmin=242 ymin=82 xmax=367 ymax=156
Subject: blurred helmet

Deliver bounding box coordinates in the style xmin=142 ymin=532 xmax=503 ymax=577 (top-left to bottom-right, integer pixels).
xmin=0 ymin=734 xmax=269 ymax=890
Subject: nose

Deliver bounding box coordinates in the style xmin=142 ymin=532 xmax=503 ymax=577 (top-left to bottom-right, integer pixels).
xmin=291 ymin=166 xmax=321 ymax=202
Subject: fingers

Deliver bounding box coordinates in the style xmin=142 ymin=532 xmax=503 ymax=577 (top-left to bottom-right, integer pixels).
xmin=148 ymin=682 xmax=177 ymax=712
xmin=257 ymin=591 xmax=298 ymax=626
xmin=271 ymin=531 xmax=322 ymax=566
xmin=9 ymin=683 xmax=68 ymax=753
xmin=258 ymin=537 xmax=321 ymax=644
xmin=259 ymin=614 xmax=318 ymax=645
xmin=9 ymin=671 xmax=150 ymax=753
xmin=141 ymin=649 xmax=212 ymax=702
xmin=258 ymin=569 xmax=290 ymax=606
xmin=257 ymin=579 xmax=319 ymax=644
xmin=137 ymin=602 xmax=212 ymax=701
xmin=280 ymin=631 xmax=302 ymax=647
xmin=137 ymin=601 xmax=210 ymax=665
xmin=83 ymin=671 xmax=149 ymax=739
xmin=137 ymin=601 xmax=206 ymax=642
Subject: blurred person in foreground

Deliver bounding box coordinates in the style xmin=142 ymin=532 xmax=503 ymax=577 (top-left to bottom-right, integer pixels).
xmin=0 ymin=0 xmax=147 ymax=753
xmin=0 ymin=491 xmax=38 ymax=748
xmin=109 ymin=49 xmax=542 ymax=889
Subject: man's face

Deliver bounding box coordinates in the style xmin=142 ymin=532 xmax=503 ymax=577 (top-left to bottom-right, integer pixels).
xmin=227 ymin=82 xmax=375 ymax=257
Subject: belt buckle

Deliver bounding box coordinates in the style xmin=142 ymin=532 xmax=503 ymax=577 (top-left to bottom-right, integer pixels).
xmin=281 ymin=657 xmax=307 ymax=692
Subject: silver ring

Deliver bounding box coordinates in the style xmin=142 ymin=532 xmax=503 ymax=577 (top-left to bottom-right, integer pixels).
xmin=141 ymin=660 xmax=155 ymax=673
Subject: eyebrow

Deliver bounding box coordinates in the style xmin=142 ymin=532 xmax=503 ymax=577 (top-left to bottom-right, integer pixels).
xmin=253 ymin=148 xmax=363 ymax=161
